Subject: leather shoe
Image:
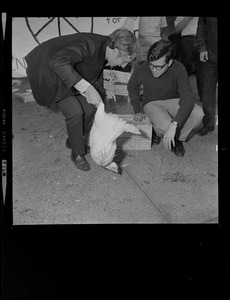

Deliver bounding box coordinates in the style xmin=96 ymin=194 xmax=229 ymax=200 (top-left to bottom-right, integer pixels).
xmin=66 ymin=138 xmax=71 ymax=149
xmin=66 ymin=138 xmax=90 ymax=153
xmin=152 ymin=130 xmax=161 ymax=145
xmin=197 ymin=126 xmax=214 ymax=136
xmin=71 ymin=153 xmax=90 ymax=171
xmin=171 ymin=139 xmax=185 ymax=157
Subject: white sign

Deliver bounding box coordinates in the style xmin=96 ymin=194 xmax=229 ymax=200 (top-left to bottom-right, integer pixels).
xmin=12 ymin=17 xmax=139 ymax=77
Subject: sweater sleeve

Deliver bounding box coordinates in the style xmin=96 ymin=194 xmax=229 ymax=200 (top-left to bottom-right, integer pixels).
xmin=48 ymin=39 xmax=93 ymax=89
xmin=173 ymin=65 xmax=195 ymax=125
xmin=127 ymin=67 xmax=142 ymax=114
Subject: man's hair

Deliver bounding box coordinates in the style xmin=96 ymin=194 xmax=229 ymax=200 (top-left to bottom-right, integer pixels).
xmin=147 ymin=39 xmax=173 ymax=63
xmin=107 ymin=28 xmax=137 ymax=57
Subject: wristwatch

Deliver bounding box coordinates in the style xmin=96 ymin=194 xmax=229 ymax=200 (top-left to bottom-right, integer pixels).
xmin=172 ymin=120 xmax=179 ymax=126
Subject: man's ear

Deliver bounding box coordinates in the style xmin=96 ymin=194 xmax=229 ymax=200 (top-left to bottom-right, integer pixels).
xmin=113 ymin=48 xmax=120 ymax=57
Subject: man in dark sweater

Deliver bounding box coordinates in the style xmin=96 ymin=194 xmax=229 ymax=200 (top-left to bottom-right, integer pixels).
xmin=127 ymin=39 xmax=204 ymax=156
xmin=25 ymin=29 xmax=137 ymax=171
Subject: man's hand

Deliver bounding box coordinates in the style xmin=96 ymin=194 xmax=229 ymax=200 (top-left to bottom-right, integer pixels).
xmin=163 ymin=122 xmax=177 ymax=150
xmin=200 ymin=51 xmax=208 ymax=62
xmin=82 ymin=85 xmax=102 ymax=106
xmin=133 ymin=112 xmax=146 ymax=123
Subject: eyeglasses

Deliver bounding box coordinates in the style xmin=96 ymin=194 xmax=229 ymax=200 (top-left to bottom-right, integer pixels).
xmin=149 ymin=62 xmax=168 ymax=71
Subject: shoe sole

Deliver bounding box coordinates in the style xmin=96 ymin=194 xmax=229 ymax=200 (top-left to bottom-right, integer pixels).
xmin=198 ymin=130 xmax=214 ymax=136
xmin=173 ymin=151 xmax=185 ymax=157
xmin=197 ymin=127 xmax=215 ymax=136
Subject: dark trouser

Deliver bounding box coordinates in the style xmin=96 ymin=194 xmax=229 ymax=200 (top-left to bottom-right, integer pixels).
xmin=201 ymin=60 xmax=218 ymax=129
xmin=179 ymin=36 xmax=204 ymax=100
xmin=168 ymin=32 xmax=182 ymax=60
xmin=56 ymin=95 xmax=96 ymax=155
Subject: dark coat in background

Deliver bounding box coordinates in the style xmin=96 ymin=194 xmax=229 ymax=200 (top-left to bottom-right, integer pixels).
xmin=25 ymin=33 xmax=108 ymax=106
xmin=194 ymin=17 xmax=217 ymax=63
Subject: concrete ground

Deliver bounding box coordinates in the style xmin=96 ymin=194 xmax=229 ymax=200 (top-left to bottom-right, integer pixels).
xmin=12 ymin=75 xmax=218 ymax=224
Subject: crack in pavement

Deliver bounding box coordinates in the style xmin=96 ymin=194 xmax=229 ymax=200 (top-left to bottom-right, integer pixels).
xmin=123 ymin=166 xmax=169 ymax=223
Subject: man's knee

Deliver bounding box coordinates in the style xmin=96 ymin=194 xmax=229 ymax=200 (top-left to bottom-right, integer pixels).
xmin=77 ymin=95 xmax=97 ymax=117
xmin=64 ymin=108 xmax=84 ymax=123
xmin=57 ymin=96 xmax=84 ymax=120
xmin=154 ymin=121 xmax=171 ymax=137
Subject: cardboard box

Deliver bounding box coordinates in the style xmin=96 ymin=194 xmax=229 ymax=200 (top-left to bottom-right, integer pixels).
xmin=116 ymin=115 xmax=153 ymax=150
xmin=103 ymin=69 xmax=130 ymax=96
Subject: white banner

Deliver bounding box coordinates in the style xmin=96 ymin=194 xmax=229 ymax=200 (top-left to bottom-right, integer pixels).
xmin=12 ymin=17 xmax=139 ymax=77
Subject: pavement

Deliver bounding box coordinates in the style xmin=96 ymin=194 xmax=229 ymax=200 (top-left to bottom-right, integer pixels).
xmin=12 ymin=75 xmax=218 ymax=224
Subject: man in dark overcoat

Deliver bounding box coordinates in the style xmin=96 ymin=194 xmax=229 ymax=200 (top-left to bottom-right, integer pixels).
xmin=25 ymin=28 xmax=137 ymax=171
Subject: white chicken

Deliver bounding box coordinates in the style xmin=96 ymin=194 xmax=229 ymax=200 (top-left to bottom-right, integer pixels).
xmin=89 ymin=100 xmax=141 ymax=173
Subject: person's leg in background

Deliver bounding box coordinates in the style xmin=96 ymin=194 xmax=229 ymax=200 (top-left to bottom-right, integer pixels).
xmin=168 ymin=32 xmax=182 ymax=60
xmin=178 ymin=36 xmax=194 ymax=75
xmin=179 ymin=36 xmax=204 ymax=102
xmin=198 ymin=61 xmax=218 ymax=135
xmin=136 ymin=37 xmax=151 ymax=64
xmin=56 ymin=95 xmax=96 ymax=171
xmin=194 ymin=50 xmax=204 ymax=101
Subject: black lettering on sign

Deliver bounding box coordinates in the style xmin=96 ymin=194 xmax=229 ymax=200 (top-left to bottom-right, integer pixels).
xmin=106 ymin=17 xmax=121 ymax=24
xmin=15 ymin=57 xmax=27 ymax=70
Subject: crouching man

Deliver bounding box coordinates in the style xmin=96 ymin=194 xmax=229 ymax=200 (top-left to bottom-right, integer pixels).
xmin=128 ymin=39 xmax=204 ymax=156
xmin=25 ymin=28 xmax=137 ymax=171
